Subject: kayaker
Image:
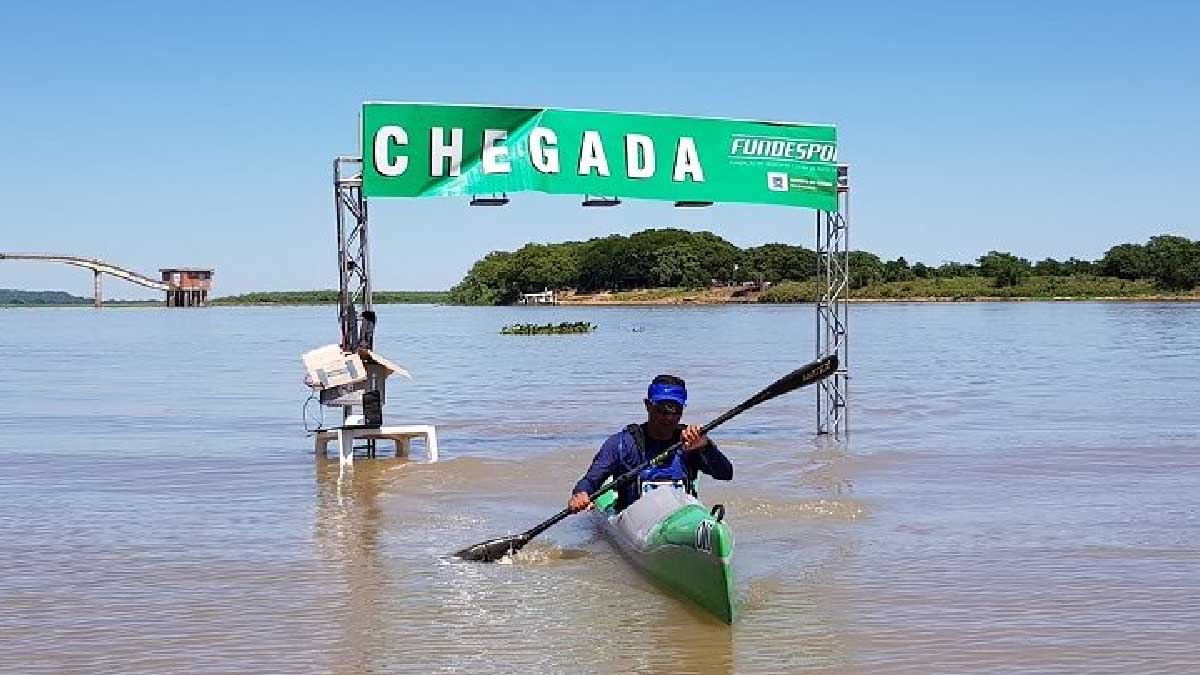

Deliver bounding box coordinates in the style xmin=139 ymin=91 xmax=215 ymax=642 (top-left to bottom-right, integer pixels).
xmin=568 ymin=375 xmax=733 ymax=513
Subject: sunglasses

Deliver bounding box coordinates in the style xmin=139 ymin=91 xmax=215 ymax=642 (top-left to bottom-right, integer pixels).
xmin=648 ymin=401 xmax=684 ymax=416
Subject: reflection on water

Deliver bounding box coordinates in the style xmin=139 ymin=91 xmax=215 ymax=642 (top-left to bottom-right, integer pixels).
xmin=1 ymin=303 xmax=1198 ymax=673
xmin=314 ymin=457 xmax=404 ymax=675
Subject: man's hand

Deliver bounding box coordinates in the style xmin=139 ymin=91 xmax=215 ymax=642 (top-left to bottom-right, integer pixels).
xmin=681 ymin=424 xmax=710 ymax=452
xmin=567 ymin=491 xmax=593 ymax=513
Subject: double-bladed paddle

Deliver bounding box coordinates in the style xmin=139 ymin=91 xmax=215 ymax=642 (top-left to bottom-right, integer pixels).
xmin=455 ymin=353 xmax=839 ymax=562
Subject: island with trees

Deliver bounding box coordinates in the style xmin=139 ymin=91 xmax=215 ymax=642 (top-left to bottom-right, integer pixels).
xmin=446 ymin=229 xmax=1200 ymax=305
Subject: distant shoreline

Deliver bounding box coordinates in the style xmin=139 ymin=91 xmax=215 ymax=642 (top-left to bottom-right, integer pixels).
xmin=548 ymin=284 xmax=1200 ymax=305
xmin=5 ymin=282 xmax=1200 ymax=308
xmin=6 ymin=295 xmax=1199 ymax=308
xmin=555 ymin=295 xmax=1200 ymax=305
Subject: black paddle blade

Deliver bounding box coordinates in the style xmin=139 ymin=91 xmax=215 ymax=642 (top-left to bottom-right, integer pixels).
xmin=455 ymin=533 xmax=531 ymax=562
xmin=779 ymin=353 xmax=838 ymax=393
xmin=709 ymin=354 xmax=839 ymax=427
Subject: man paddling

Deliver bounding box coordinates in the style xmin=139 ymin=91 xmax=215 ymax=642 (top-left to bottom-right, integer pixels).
xmin=568 ymin=375 xmax=733 ymax=513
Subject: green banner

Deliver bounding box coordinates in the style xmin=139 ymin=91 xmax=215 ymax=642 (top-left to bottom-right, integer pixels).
xmin=361 ymin=103 xmax=839 ymax=211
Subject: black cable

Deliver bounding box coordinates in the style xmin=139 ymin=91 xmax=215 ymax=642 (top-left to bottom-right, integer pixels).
xmin=302 ymin=391 xmax=325 ymax=433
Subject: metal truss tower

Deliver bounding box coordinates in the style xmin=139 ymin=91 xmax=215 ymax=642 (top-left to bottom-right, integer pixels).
xmin=333 ymin=156 xmax=373 ymax=352
xmin=816 ymin=165 xmax=850 ymax=436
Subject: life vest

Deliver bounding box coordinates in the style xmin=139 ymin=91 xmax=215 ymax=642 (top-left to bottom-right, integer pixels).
xmin=626 ymin=423 xmax=695 ymax=498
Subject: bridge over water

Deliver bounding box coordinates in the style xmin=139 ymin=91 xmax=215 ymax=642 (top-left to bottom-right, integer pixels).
xmin=0 ymin=253 xmax=212 ymax=308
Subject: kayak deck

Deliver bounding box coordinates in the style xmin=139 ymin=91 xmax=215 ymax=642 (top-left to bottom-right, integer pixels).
xmin=594 ymin=486 xmax=736 ymax=623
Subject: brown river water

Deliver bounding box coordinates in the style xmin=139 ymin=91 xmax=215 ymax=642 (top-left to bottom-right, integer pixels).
xmin=0 ymin=303 xmax=1197 ymax=674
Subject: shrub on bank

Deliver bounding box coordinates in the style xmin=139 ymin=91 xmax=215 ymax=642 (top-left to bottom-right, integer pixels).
xmin=758 ymin=276 xmax=1179 ymax=302
xmin=758 ymin=281 xmax=813 ymax=303
xmin=609 ymin=288 xmax=698 ymax=301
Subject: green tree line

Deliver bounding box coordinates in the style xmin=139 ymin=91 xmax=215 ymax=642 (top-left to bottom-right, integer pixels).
xmin=211 ymin=290 xmax=449 ymax=305
xmin=448 ymin=230 xmax=1200 ymax=305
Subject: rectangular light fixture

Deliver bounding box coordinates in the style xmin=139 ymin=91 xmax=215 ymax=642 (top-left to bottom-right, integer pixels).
xmin=470 ymin=194 xmax=510 ymax=206
xmin=582 ymin=196 xmax=621 ymax=207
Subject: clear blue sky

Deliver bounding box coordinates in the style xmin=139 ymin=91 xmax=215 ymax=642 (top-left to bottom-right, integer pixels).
xmin=2 ymin=1 xmax=1197 ymax=298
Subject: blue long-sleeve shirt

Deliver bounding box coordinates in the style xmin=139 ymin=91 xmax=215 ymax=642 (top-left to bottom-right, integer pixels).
xmin=573 ymin=424 xmax=733 ymax=509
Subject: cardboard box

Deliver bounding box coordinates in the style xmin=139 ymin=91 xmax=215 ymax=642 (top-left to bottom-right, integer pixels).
xmin=303 ymin=344 xmax=367 ymax=389
xmin=357 ymin=347 xmax=409 ymax=379
xmin=303 ymin=344 xmax=411 ymax=408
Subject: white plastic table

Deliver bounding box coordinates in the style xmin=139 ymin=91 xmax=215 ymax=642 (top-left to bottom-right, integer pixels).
xmin=315 ymin=424 xmax=439 ymax=465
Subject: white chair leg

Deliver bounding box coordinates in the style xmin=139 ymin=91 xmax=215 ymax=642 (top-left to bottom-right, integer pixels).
xmin=337 ymin=428 xmax=354 ymax=466
xmin=426 ymin=428 xmax=439 ymax=462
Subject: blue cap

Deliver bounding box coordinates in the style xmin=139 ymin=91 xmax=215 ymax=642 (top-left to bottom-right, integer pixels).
xmin=647 ymin=382 xmax=687 ymax=407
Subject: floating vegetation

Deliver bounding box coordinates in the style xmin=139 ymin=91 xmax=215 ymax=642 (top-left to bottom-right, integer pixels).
xmin=500 ymin=321 xmax=597 ymax=335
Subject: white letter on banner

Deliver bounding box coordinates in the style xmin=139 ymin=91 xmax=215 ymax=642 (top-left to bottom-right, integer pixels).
xmin=625 ymin=134 xmax=655 ymax=179
xmin=577 ymin=130 xmax=610 ymax=177
xmin=482 ymin=129 xmax=511 ymax=174
xmin=374 ymin=126 xmax=409 ymax=176
xmin=730 ymin=138 xmax=745 ymax=154
xmin=820 ymin=145 xmax=838 ymax=162
xmin=430 ymin=127 xmax=463 ymax=177
xmin=672 ymin=137 xmax=705 ymax=182
xmin=530 ymin=127 xmax=559 ymax=174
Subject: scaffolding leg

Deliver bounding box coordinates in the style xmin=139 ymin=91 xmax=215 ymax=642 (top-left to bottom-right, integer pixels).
xmin=816 ymin=165 xmax=850 ymax=437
